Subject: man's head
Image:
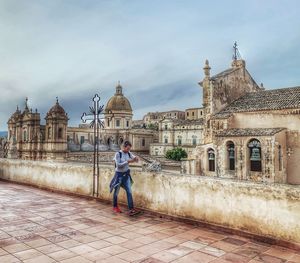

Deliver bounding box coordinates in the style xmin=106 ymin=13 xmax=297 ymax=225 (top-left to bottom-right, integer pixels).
xmin=122 ymin=141 xmax=132 ymax=153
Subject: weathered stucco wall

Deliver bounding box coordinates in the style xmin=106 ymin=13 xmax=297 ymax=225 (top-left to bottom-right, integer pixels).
xmin=0 ymin=159 xmax=93 ymax=196
xmin=0 ymin=158 xmax=300 ymax=244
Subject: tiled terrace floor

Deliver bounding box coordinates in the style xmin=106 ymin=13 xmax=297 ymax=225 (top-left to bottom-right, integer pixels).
xmin=0 ymin=181 xmax=299 ymax=263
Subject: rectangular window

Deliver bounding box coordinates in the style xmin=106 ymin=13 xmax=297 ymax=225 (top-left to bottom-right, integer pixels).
xmin=80 ymin=136 xmax=85 ymax=144
xmin=116 ymin=120 xmax=120 ymax=127
xmin=126 ymin=120 xmax=129 ymax=127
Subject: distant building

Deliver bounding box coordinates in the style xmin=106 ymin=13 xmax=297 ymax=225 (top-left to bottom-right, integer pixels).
xmin=148 ymin=107 xmax=204 ymax=157
xmin=185 ymin=107 xmax=204 ymax=120
xmin=150 ymin=118 xmax=204 ymax=156
xmin=132 ymin=110 xmax=186 ymax=128
xmin=7 ymin=98 xmax=68 ymax=160
xmin=67 ymin=83 xmax=157 ymax=153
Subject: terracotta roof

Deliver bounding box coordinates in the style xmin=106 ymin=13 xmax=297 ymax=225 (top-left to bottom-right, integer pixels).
xmin=214 ymin=86 xmax=300 ymax=118
xmin=216 ymin=128 xmax=286 ymax=137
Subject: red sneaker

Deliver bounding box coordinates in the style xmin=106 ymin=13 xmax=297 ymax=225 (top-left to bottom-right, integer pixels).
xmin=113 ymin=206 xmax=122 ymax=213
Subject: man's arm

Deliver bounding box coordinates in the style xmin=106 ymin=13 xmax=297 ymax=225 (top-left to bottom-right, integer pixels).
xmin=114 ymin=152 xmax=128 ymax=168
xmin=129 ymin=152 xmax=139 ymax=162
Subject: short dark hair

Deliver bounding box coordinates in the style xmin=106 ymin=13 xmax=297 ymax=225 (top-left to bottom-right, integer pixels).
xmin=123 ymin=141 xmax=132 ymax=147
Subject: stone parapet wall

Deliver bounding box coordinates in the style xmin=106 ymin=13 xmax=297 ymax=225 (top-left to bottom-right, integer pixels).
xmin=0 ymin=158 xmax=299 ymax=244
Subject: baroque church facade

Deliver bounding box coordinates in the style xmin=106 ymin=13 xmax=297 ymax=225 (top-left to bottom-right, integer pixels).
xmin=7 ymin=98 xmax=68 ymax=161
xmin=183 ymin=55 xmax=300 ymax=185
xmin=67 ymin=83 xmax=157 ymax=153
xmin=6 ymin=83 xmax=156 ymax=162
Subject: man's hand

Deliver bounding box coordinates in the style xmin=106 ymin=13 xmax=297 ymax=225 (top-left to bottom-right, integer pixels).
xmin=128 ymin=157 xmax=138 ymax=164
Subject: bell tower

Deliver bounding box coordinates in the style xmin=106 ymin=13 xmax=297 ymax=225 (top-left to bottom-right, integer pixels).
xmin=199 ymin=59 xmax=214 ymax=143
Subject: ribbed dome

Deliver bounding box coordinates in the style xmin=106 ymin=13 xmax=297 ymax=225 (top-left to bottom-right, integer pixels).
xmin=105 ymin=83 xmax=132 ymax=113
xmin=46 ymin=98 xmax=68 ymax=119
xmin=8 ymin=107 xmax=21 ymax=123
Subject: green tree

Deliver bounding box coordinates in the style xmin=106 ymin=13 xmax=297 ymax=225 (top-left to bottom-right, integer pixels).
xmin=147 ymin=123 xmax=158 ymax=130
xmin=165 ymin=148 xmax=187 ymax=161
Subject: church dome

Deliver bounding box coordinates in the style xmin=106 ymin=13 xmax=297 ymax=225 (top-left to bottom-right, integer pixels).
xmin=46 ymin=98 xmax=68 ymax=120
xmin=105 ymin=83 xmax=132 ymax=113
xmin=8 ymin=106 xmax=21 ymax=124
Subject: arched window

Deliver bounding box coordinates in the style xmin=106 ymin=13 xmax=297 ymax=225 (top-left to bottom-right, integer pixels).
xmin=192 ymin=136 xmax=197 ymax=146
xmin=227 ymin=141 xmax=235 ymax=170
xmin=164 ymin=136 xmax=168 ymax=144
xmin=23 ymin=130 xmax=27 ymax=141
xmin=248 ymin=139 xmax=262 ymax=172
xmin=48 ymin=127 xmax=51 ymax=139
xmin=142 ymin=138 xmax=145 ymax=147
xmin=107 ymin=119 xmax=110 ymax=127
xmin=208 ymin=148 xmax=215 ymax=172
xmin=177 ymin=136 xmax=182 ymax=146
xmin=58 ymin=128 xmax=63 ymax=139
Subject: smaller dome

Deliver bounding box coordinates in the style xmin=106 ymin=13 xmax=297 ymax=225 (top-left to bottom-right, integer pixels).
xmin=46 ymin=98 xmax=68 ymax=120
xmin=8 ymin=106 xmax=21 ymax=124
xmin=105 ymin=83 xmax=132 ymax=113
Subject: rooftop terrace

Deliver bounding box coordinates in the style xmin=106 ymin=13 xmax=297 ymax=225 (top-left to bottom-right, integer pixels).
xmin=0 ymin=181 xmax=299 ymax=263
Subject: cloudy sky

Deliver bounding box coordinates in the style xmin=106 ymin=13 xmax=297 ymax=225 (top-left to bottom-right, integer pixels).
xmin=0 ymin=0 xmax=299 ymax=130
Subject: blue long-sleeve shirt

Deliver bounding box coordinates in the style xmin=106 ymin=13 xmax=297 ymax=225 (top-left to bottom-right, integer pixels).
xmin=114 ymin=150 xmax=136 ymax=173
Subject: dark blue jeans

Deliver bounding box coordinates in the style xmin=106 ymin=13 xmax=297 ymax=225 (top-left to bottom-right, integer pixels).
xmin=113 ymin=173 xmax=134 ymax=210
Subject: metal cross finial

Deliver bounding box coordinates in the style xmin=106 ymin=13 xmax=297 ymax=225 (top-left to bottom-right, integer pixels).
xmin=81 ymin=94 xmax=106 ymax=197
